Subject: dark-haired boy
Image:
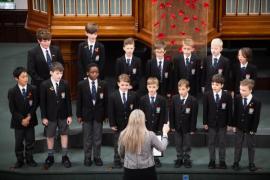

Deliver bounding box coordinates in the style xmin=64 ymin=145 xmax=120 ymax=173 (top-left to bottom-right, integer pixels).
xmin=8 ymin=67 xmax=38 ymax=168
xmin=27 ymin=28 xmax=64 ymax=103
xmin=203 ymin=74 xmax=232 ymax=169
xmin=146 ymin=41 xmax=173 ymax=97
xmin=77 ymin=63 xmax=108 ymax=166
xmin=78 ymin=22 xmax=105 ymax=80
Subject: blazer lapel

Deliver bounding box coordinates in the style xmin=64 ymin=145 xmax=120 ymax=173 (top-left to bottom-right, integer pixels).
xmin=38 ymin=46 xmax=47 ymax=64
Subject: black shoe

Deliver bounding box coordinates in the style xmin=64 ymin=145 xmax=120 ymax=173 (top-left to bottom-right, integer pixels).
xmin=183 ymin=159 xmax=192 ymax=168
xmin=14 ymin=161 xmax=24 ymax=168
xmin=232 ymin=162 xmax=240 ymax=171
xmin=155 ymin=158 xmax=162 ymax=168
xmin=249 ymin=163 xmax=257 ymax=172
xmin=219 ymin=161 xmax=227 ymax=169
xmin=94 ymin=158 xmax=103 ymax=166
xmin=84 ymin=158 xmax=93 ymax=167
xmin=208 ymin=160 xmax=216 ymax=169
xmin=62 ymin=155 xmax=72 ymax=168
xmin=26 ymin=158 xmax=38 ymax=167
xmin=113 ymin=160 xmax=122 ymax=168
xmin=44 ymin=156 xmax=54 ymax=168
xmin=174 ymin=159 xmax=183 ymax=168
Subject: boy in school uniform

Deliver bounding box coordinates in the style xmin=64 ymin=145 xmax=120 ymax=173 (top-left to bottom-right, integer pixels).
xmin=232 ymin=47 xmax=257 ymax=95
xmin=173 ymin=38 xmax=201 ymax=97
xmin=40 ymin=62 xmax=72 ymax=168
xmin=76 ymin=63 xmax=108 ymax=167
xmin=27 ymin=28 xmax=64 ymax=102
xmin=145 ymin=41 xmax=173 ymax=97
xmin=139 ymin=77 xmax=167 ymax=167
xmin=108 ymin=74 xmax=138 ymax=168
xmin=115 ymin=38 xmax=142 ymax=91
xmin=78 ymin=22 xmax=105 ymax=80
xmin=8 ymin=67 xmax=38 ymax=168
xmin=203 ymin=74 xmax=232 ymax=169
xmin=202 ymin=38 xmax=230 ymax=93
xmin=170 ymin=79 xmax=198 ymax=168
xmin=232 ymin=79 xmax=261 ymax=172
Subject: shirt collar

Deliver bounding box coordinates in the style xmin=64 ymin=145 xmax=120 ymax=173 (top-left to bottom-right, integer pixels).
xmin=213 ymin=90 xmax=222 ymax=97
xmin=18 ymin=84 xmax=27 ymax=92
xmin=184 ymin=54 xmax=191 ymax=60
xmin=213 ymin=54 xmax=221 ymax=60
xmin=50 ymin=78 xmax=59 ymax=86
xmin=180 ymin=93 xmax=189 ymax=100
xmin=148 ymin=93 xmax=157 ymax=99
xmin=243 ymin=94 xmax=253 ymax=103
xmin=125 ymin=55 xmax=133 ymax=61
xmin=87 ymin=40 xmax=95 ymax=47
xmin=241 ymin=62 xmax=248 ymax=68
xmin=88 ymin=78 xmax=97 ymax=84
xmin=119 ymin=89 xmax=128 ymax=95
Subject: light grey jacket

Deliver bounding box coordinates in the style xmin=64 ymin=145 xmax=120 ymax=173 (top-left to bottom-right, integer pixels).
xmin=118 ymin=131 xmax=168 ymax=169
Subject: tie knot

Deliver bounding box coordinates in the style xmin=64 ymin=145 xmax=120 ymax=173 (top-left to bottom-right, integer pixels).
xmin=22 ymin=88 xmax=26 ymax=92
xmin=151 ymin=96 xmax=155 ymax=101
xmin=56 ymin=83 xmax=59 ymax=88
xmin=92 ymin=81 xmax=95 ymax=85
xmin=159 ymin=61 xmax=162 ymax=65
xmin=181 ymin=99 xmax=185 ymax=104
xmin=46 ymin=49 xmax=49 ymax=53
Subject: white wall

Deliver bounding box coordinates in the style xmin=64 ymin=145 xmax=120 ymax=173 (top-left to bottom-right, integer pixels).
xmin=15 ymin=0 xmax=27 ymax=9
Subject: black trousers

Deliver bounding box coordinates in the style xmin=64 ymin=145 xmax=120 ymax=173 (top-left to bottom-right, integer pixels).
xmin=208 ymin=127 xmax=226 ymax=161
xmin=14 ymin=127 xmax=35 ymax=161
xmin=234 ymin=129 xmax=256 ymax=164
xmin=114 ymin=131 xmax=121 ymax=161
xmin=83 ymin=120 xmax=103 ymax=159
xmin=123 ymin=166 xmax=157 ymax=180
xmin=175 ymin=130 xmax=191 ymax=160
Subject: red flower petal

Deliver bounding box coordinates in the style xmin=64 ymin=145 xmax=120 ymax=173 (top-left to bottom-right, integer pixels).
xmin=201 ymin=21 xmax=207 ymax=27
xmin=170 ymin=40 xmax=176 ymax=45
xmin=157 ymin=33 xmax=166 ymax=39
xmin=195 ymin=27 xmax=200 ymax=32
xmin=190 ymin=3 xmax=196 ymax=9
xmin=170 ymin=13 xmax=177 ymax=20
xmin=171 ymin=24 xmax=176 ymax=29
xmin=183 ymin=16 xmax=190 ymax=23
xmin=193 ymin=15 xmax=198 ymax=20
xmin=178 ymin=10 xmax=184 ymax=16
xmin=165 ymin=55 xmax=172 ymax=61
xmin=151 ymin=0 xmax=158 ymax=5
xmin=166 ymin=2 xmax=172 ymax=7
xmin=178 ymin=47 xmax=183 ymax=53
xmin=179 ymin=31 xmax=186 ymax=36
xmin=160 ymin=3 xmax=166 ymax=9
xmin=203 ymin=2 xmax=209 ymax=8
xmin=161 ymin=13 xmax=166 ymax=19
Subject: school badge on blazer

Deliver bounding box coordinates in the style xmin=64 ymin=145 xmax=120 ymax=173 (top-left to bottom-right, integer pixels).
xmin=221 ymin=103 xmax=227 ymax=109
xmin=94 ymin=48 xmax=99 ymax=61
xmin=156 ymin=106 xmax=161 ymax=113
xmin=99 ymin=92 xmax=104 ymax=99
xmin=61 ymin=92 xmax=65 ymax=99
xmin=185 ymin=107 xmax=191 ymax=114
